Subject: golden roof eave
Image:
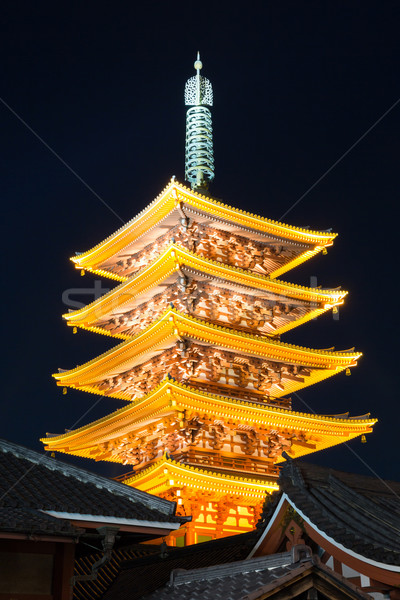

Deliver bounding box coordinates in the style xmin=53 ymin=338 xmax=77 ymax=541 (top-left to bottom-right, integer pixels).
xmin=123 ymin=457 xmax=279 ymax=503
xmin=41 ymin=378 xmax=377 ymax=456
xmin=53 ymin=309 xmax=361 ymax=397
xmin=63 ymin=245 xmax=347 ymax=336
xmin=71 ymin=180 xmax=336 ymax=278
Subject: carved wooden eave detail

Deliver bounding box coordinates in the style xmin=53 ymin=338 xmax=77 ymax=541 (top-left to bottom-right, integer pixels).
xmin=84 ymin=414 xmax=309 ymax=474
xmin=98 ymin=221 xmax=311 ymax=281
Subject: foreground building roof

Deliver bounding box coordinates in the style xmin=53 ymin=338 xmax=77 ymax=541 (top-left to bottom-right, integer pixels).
xmin=100 ymin=462 xmax=400 ymax=599
xmin=0 ymin=438 xmax=183 ymax=536
xmin=104 ymin=545 xmax=370 ymax=600
xmin=254 ymin=460 xmax=400 ymax=566
xmin=0 ymin=505 xmax=78 ymax=537
xmin=101 ymin=533 xmax=274 ymax=600
xmin=252 ymin=460 xmax=400 ymax=589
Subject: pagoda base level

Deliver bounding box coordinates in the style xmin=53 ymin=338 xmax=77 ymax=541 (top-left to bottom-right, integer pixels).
xmin=121 ymin=456 xmax=279 ymax=545
xmin=161 ymin=493 xmax=264 ymax=546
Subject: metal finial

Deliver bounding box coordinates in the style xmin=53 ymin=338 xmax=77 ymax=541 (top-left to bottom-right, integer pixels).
xmin=194 ymin=51 xmax=202 ymax=72
xmin=184 ymin=54 xmax=215 ymax=189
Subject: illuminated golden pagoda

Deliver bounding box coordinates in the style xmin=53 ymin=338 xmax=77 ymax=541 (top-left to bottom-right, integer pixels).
xmin=42 ymin=56 xmax=375 ymax=545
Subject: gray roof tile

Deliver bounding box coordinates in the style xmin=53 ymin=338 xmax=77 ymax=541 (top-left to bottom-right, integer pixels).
xmin=0 ymin=506 xmax=78 ymax=535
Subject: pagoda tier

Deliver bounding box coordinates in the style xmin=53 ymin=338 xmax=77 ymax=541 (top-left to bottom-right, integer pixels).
xmin=42 ymin=379 xmax=375 ymax=540
xmin=72 ymin=180 xmax=336 ymax=281
xmin=64 ymin=245 xmax=346 ymax=339
xmin=54 ymin=309 xmax=361 ymax=404
xmin=42 ymin=379 xmax=376 ymax=469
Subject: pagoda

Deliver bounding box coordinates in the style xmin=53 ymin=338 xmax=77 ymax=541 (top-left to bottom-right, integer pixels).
xmin=42 ymin=55 xmax=376 ymax=545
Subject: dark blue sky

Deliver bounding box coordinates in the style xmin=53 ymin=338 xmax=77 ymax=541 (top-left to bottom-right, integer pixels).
xmin=1 ymin=1 xmax=399 ymax=482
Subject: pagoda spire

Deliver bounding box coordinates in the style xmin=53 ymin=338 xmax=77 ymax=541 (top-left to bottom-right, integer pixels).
xmin=184 ymin=52 xmax=215 ymax=190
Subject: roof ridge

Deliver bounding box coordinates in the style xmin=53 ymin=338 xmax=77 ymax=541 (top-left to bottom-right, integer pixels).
xmin=281 ymin=456 xmax=306 ymax=489
xmin=295 ymin=461 xmax=400 ymax=490
xmin=174 ymin=181 xmax=336 ymax=238
xmin=72 ymin=179 xmax=336 ymax=266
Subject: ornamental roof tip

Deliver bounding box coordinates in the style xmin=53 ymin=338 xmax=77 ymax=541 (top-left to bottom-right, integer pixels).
xmin=185 ymin=52 xmax=213 ymax=107
xmin=280 ymin=455 xmax=306 ymax=488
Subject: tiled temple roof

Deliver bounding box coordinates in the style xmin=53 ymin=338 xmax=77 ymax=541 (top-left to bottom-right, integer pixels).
xmin=277 ymin=460 xmax=400 ymax=566
xmin=143 ymin=553 xmax=294 ymax=600
xmin=103 ymin=531 xmax=257 ymax=600
xmin=72 ymin=180 xmax=336 ymax=281
xmin=0 ymin=438 xmax=182 ymax=534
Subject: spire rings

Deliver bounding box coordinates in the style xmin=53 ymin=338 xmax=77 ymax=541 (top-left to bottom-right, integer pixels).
xmin=185 ymin=106 xmax=215 ymax=186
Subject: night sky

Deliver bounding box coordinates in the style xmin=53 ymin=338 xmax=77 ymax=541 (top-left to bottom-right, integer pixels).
xmin=1 ymin=2 xmax=399 ymax=484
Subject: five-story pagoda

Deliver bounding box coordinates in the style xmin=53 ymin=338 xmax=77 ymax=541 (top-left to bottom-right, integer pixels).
xmin=42 ymin=56 xmax=376 ymax=545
